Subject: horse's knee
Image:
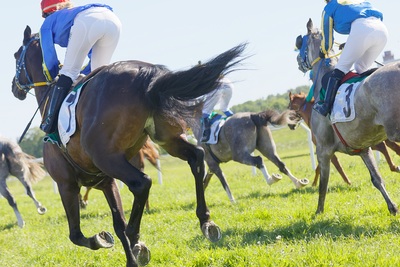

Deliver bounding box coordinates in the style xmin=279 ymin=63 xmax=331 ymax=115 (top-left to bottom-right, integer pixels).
xmin=130 ymin=174 xmax=152 ymax=196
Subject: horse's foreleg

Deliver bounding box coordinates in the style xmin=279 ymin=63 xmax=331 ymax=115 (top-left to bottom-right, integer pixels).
xmin=385 ymin=140 xmax=400 ymax=156
xmin=331 ymin=155 xmax=352 ymax=185
xmin=316 ymin=150 xmax=331 ymax=214
xmin=98 ymin=178 xmax=141 ymax=267
xmin=312 ymin=164 xmax=320 ymax=187
xmin=164 ymin=138 xmax=221 ymax=242
xmin=373 ymin=142 xmax=400 ymax=172
xmin=206 ymin=162 xmax=235 ymax=203
xmin=57 ymin=181 xmax=115 ymax=253
xmin=360 ymin=148 xmax=398 ymax=215
xmin=0 ymin=179 xmax=24 ymax=227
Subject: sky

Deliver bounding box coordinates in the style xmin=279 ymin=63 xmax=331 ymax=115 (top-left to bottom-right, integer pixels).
xmin=1 ymin=1 xmax=399 ymax=140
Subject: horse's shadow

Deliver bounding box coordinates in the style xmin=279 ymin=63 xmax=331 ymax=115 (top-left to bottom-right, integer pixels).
xmin=189 ymin=215 xmax=400 ymax=249
xmin=0 ymin=222 xmax=20 ymax=231
xmin=239 ymin=183 xmax=362 ymax=200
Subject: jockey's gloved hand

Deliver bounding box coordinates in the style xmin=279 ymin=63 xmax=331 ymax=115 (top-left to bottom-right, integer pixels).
xmin=319 ymin=49 xmax=325 ymax=59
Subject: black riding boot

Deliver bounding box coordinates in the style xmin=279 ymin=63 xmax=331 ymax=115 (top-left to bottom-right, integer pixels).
xmin=40 ymin=75 xmax=73 ymax=134
xmin=201 ymin=117 xmax=211 ymax=142
xmin=313 ymin=69 xmax=345 ymax=116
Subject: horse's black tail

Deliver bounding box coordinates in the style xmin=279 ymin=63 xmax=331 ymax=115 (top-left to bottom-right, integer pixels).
xmin=146 ymin=43 xmax=248 ymax=118
xmin=250 ymin=110 xmax=300 ymax=127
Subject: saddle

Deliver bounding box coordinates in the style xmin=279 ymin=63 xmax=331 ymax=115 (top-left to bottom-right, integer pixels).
xmin=341 ymin=68 xmax=378 ymax=83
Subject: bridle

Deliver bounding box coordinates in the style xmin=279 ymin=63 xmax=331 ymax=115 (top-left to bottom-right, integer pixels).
xmin=14 ymin=35 xmax=51 ymax=93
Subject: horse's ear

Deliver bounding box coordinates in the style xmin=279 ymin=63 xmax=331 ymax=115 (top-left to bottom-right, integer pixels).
xmin=306 ymin=18 xmax=313 ymax=34
xmin=23 ymin=26 xmax=32 ymax=45
xmin=289 ymin=91 xmax=292 ymax=98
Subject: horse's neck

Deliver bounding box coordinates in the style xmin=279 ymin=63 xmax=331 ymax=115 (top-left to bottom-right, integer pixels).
xmin=297 ymin=98 xmax=313 ymax=127
xmin=312 ymin=61 xmax=335 ymax=100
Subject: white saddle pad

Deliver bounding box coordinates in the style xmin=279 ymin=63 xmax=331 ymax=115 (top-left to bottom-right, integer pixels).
xmin=58 ymin=85 xmax=83 ymax=147
xmin=205 ymin=118 xmax=226 ymax=145
xmin=330 ymin=81 xmax=361 ymax=123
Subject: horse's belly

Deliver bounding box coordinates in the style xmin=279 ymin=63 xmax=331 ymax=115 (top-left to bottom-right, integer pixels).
xmin=335 ymin=122 xmax=387 ymax=149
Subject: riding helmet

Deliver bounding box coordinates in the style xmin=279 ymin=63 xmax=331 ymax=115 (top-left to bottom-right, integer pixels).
xmin=41 ymin=0 xmax=69 ymax=14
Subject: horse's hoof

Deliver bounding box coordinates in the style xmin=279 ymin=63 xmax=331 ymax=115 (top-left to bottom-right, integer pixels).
xmin=94 ymin=231 xmax=114 ymax=248
xmin=201 ymin=221 xmax=222 ymax=242
xmin=395 ymin=166 xmax=400 ymax=173
xmin=296 ymin=178 xmax=309 ymax=188
xmin=133 ymin=241 xmax=151 ymax=266
xmin=267 ymin=173 xmax=282 ymax=185
xmin=37 ymin=206 xmax=47 ymax=215
xmin=79 ymin=200 xmax=88 ymax=209
xmin=17 ymin=220 xmax=25 ymax=228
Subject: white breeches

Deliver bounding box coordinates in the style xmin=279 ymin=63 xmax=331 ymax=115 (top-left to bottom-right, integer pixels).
xmin=60 ymin=7 xmax=122 ymax=81
xmin=202 ymin=79 xmax=233 ymax=115
xmin=336 ymin=17 xmax=388 ymax=74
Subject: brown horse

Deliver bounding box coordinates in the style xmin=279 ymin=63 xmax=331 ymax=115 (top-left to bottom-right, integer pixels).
xmin=11 ymin=26 xmax=246 ymax=267
xmin=0 ymin=136 xmax=46 ymax=228
xmin=288 ymin=92 xmax=400 ymax=186
xmin=80 ymin=138 xmax=160 ymax=211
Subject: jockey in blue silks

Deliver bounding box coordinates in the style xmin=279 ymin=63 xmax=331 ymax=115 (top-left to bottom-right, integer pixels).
xmin=39 ymin=0 xmax=121 ymax=134
xmin=313 ymin=0 xmax=387 ymax=117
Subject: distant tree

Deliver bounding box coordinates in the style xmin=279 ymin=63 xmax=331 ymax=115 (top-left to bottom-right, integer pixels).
xmin=19 ymin=127 xmax=44 ymax=158
xmin=232 ymin=85 xmax=309 ymax=113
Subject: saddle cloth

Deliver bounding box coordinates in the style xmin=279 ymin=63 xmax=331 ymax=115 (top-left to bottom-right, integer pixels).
xmin=205 ymin=118 xmax=226 ymax=145
xmin=330 ymin=81 xmax=361 ymax=123
xmin=58 ymin=84 xmax=83 ymax=147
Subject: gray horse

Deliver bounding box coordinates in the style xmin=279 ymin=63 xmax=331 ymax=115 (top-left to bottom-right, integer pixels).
xmin=296 ymin=18 xmax=399 ymax=215
xmin=0 ymin=136 xmax=46 ymax=227
xmin=190 ymin=109 xmax=309 ymax=203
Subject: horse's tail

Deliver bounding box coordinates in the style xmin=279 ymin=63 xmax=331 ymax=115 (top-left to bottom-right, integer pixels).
xmin=142 ymin=140 xmax=160 ymax=171
xmin=146 ymin=43 xmax=248 ymax=119
xmin=250 ymin=110 xmax=300 ymax=128
xmin=21 ymin=153 xmax=46 ymax=183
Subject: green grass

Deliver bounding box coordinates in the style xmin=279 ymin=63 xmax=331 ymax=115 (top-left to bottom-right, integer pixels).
xmin=1 ymin=127 xmax=400 ymax=266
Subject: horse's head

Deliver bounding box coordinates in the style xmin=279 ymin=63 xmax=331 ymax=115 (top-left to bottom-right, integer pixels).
xmin=295 ymin=18 xmax=323 ymax=74
xmin=288 ymin=92 xmax=307 ymax=112
xmin=12 ymin=26 xmax=48 ymax=100
xmin=287 ymin=92 xmax=306 ymax=130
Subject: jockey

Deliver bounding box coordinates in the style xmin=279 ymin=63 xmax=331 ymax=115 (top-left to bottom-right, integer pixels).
xmin=313 ymin=0 xmax=387 ymax=117
xmin=39 ymin=0 xmax=122 ymax=134
xmin=201 ymin=73 xmax=234 ymax=143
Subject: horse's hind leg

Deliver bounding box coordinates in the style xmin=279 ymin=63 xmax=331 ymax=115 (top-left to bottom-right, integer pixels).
xmin=360 ymin=148 xmax=398 ymax=215
xmin=0 ymin=178 xmax=24 ymax=227
xmin=256 ymin=128 xmax=308 ymax=188
xmin=163 ymin=137 xmax=221 ymax=242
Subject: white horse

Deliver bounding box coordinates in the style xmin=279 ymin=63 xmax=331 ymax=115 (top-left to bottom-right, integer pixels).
xmin=190 ymin=109 xmax=308 ymax=203
xmin=296 ymin=18 xmax=399 ymax=215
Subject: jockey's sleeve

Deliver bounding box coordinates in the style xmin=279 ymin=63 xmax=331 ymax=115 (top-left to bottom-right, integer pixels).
xmin=39 ymin=27 xmax=59 ymax=81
